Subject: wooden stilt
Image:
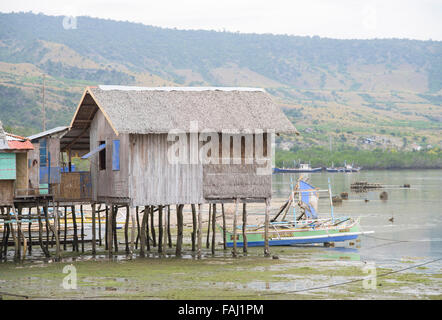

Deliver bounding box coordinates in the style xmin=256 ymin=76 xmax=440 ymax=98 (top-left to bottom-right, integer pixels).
xmin=28 ymin=207 xmax=33 ymax=255
xmin=211 ymin=204 xmax=216 ymax=255
xmin=44 ymin=204 xmax=50 ymax=252
xmin=0 ymin=207 xmax=4 ymax=258
xmin=113 ymin=205 xmax=118 ymax=252
xmin=158 ymin=206 xmax=163 ymax=254
xmin=14 ymin=205 xmax=22 ymax=260
xmin=37 ymin=205 xmax=49 ymax=257
xmin=206 ymin=204 xmax=211 ymax=249
xmin=63 ymin=206 xmax=67 ymax=250
xmin=264 ymin=198 xmax=270 ymax=257
xmin=105 ymin=206 xmax=108 ymax=250
xmin=150 ymin=207 xmax=156 ymax=247
xmin=107 ymin=205 xmax=113 ymax=257
xmin=163 ymin=205 xmax=167 ymax=254
xmin=197 ymin=204 xmax=202 ymax=259
xmin=242 ymin=203 xmax=247 ymax=254
xmin=130 ymin=207 xmax=135 ymax=254
xmin=232 ymin=198 xmax=239 ymax=257
xmin=167 ymin=205 xmax=172 ymax=248
xmin=53 ymin=202 xmax=61 ymax=261
xmin=72 ymin=205 xmax=78 ymax=252
xmin=125 ymin=205 xmax=130 ymax=254
xmin=80 ymin=205 xmax=84 ymax=253
xmin=3 ymin=213 xmax=10 ymax=258
xmin=98 ymin=204 xmax=102 ymax=246
xmin=146 ymin=206 xmax=150 ymax=251
xmin=191 ymin=204 xmax=196 ymax=251
xmin=222 ymin=203 xmax=227 ymax=250
xmin=135 ymin=206 xmax=140 ymax=249
xmin=176 ymin=204 xmax=183 ymax=257
xmin=92 ymin=203 xmax=96 ymax=254
xmin=9 ymin=208 xmax=19 ymax=261
xmin=140 ymin=206 xmax=147 ymax=257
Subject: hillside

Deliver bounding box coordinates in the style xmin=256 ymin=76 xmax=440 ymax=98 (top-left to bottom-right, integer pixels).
xmin=0 ymin=12 xmax=441 ymax=151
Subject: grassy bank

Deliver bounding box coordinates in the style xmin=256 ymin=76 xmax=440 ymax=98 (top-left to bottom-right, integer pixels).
xmin=276 ymin=146 xmax=442 ymax=169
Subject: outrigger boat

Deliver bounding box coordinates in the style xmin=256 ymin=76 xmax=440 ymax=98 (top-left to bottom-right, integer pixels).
xmin=225 ymin=177 xmax=373 ymax=247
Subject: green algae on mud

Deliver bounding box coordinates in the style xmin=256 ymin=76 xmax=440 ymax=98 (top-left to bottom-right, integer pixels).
xmin=1 ymin=251 xmax=441 ymax=300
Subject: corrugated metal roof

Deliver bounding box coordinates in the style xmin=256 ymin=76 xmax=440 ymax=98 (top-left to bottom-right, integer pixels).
xmin=27 ymin=126 xmax=69 ymax=141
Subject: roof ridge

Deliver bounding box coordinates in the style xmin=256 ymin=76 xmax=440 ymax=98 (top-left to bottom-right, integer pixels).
xmin=97 ymin=85 xmax=265 ymax=92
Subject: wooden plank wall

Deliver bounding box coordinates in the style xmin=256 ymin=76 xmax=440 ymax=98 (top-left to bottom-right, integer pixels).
xmin=0 ymin=180 xmax=14 ymax=205
xmin=28 ymin=143 xmax=40 ymax=190
xmin=15 ymin=152 xmax=28 ymax=196
xmin=90 ymin=110 xmax=129 ymax=202
xmin=129 ymin=133 xmax=203 ymax=206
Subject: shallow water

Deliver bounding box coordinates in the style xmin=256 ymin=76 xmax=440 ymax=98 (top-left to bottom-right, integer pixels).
xmin=272 ymin=169 xmax=442 ymax=272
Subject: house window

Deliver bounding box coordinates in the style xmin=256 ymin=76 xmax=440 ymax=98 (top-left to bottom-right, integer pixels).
xmin=112 ymin=140 xmax=120 ymax=171
xmin=99 ymin=141 xmax=106 ymax=170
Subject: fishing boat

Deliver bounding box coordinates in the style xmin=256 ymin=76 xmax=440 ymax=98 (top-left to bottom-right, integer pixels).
xmin=273 ymin=163 xmax=322 ymax=173
xmin=326 ymin=161 xmax=361 ymax=173
xmin=225 ymin=177 xmax=373 ymax=247
xmin=326 ymin=162 xmax=344 ymax=172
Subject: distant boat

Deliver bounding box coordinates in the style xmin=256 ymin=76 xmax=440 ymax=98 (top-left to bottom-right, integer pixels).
xmin=273 ymin=163 xmax=322 ymax=173
xmin=326 ymin=161 xmax=361 ymax=173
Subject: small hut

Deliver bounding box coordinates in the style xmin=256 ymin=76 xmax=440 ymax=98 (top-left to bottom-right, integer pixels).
xmin=0 ymin=121 xmax=34 ymax=205
xmin=65 ymin=85 xmax=297 ymax=255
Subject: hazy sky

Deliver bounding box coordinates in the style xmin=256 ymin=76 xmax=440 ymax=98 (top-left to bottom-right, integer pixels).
xmin=1 ymin=0 xmax=441 ymax=40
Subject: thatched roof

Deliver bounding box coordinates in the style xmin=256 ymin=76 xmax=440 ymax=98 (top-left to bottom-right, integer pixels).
xmin=71 ymin=86 xmax=298 ymax=135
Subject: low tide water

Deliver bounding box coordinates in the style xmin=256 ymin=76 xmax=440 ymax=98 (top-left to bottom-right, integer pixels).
xmin=272 ymin=169 xmax=442 ymax=272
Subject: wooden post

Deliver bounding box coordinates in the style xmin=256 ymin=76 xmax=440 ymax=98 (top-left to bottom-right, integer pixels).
xmin=163 ymin=205 xmax=167 ymax=254
xmin=176 ymin=204 xmax=183 ymax=257
xmin=206 ymin=204 xmax=211 ymax=249
xmin=264 ymin=198 xmax=270 ymax=257
xmin=0 ymin=207 xmax=4 ymax=259
xmin=14 ymin=205 xmax=22 ymax=260
xmin=197 ymin=204 xmax=202 ymax=259
xmin=71 ymin=205 xmax=78 ymax=252
xmin=222 ymin=204 xmax=227 ymax=250
xmin=107 ymin=204 xmax=113 ymax=257
xmin=113 ymin=205 xmax=118 ymax=252
xmin=53 ymin=202 xmax=61 ymax=261
xmin=145 ymin=206 xmax=150 ymax=251
xmin=98 ymin=204 xmax=102 ymax=246
xmin=80 ymin=205 xmax=84 ymax=253
xmin=158 ymin=206 xmax=163 ymax=254
xmin=139 ymin=206 xmax=147 ymax=257
xmin=167 ymin=205 xmax=172 ymax=248
xmin=44 ymin=203 xmax=50 ymax=252
xmin=135 ymin=206 xmax=140 ymax=249
xmin=28 ymin=207 xmax=32 ymax=255
xmin=150 ymin=207 xmax=156 ymax=247
xmin=232 ymin=198 xmax=239 ymax=257
xmin=242 ymin=203 xmax=247 ymax=254
xmin=91 ymin=203 xmax=96 ymax=254
xmin=124 ymin=205 xmax=130 ymax=254
xmin=63 ymin=206 xmax=67 ymax=250
xmin=37 ymin=205 xmax=49 ymax=257
xmin=191 ymin=204 xmax=196 ymax=251
xmin=130 ymin=207 xmax=136 ymax=254
xmin=211 ymin=204 xmax=216 ymax=255
xmin=105 ymin=205 xmax=108 ymax=250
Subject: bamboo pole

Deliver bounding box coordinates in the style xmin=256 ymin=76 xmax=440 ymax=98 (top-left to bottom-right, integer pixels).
xmin=163 ymin=205 xmax=167 ymax=254
xmin=105 ymin=206 xmax=108 ymax=250
xmin=242 ymin=203 xmax=248 ymax=254
xmin=44 ymin=203 xmax=50 ymax=252
xmin=98 ymin=204 xmax=102 ymax=246
xmin=222 ymin=204 xmax=226 ymax=250
xmin=264 ymin=198 xmax=270 ymax=257
xmin=92 ymin=203 xmax=96 ymax=254
xmin=53 ymin=202 xmax=61 ymax=261
xmin=145 ymin=206 xmax=150 ymax=251
xmin=14 ymin=205 xmax=22 ymax=260
xmin=37 ymin=205 xmax=49 ymax=258
xmin=197 ymin=204 xmax=202 ymax=259
xmin=232 ymin=199 xmax=238 ymax=257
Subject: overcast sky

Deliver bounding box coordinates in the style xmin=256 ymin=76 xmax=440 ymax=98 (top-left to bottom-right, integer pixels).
xmin=1 ymin=0 xmax=441 ymax=40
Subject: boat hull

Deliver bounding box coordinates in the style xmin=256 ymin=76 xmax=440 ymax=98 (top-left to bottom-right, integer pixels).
xmin=273 ymin=167 xmax=323 ymax=173
xmin=225 ymin=222 xmax=361 ymax=247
